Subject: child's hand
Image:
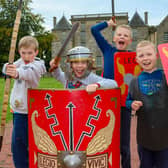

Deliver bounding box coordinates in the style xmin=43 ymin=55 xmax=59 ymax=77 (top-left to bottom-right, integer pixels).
xmin=6 ymin=64 xmax=18 ymax=78
xmin=86 ymin=84 xmax=99 ymax=94
xmin=49 ymin=58 xmax=58 ymax=70
xmin=107 ymin=18 xmax=117 ymax=27
xmin=131 ymin=101 xmax=143 ymax=112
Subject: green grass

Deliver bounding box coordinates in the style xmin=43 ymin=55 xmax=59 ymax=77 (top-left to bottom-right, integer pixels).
xmin=38 ymin=77 xmax=63 ymax=89
xmin=0 ymin=77 xmax=63 ymax=123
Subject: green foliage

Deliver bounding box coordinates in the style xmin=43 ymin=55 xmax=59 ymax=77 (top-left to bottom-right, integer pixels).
xmin=38 ymin=77 xmax=63 ymax=89
xmin=148 ymin=26 xmax=157 ymax=34
xmin=0 ymin=0 xmax=45 ymax=75
xmin=0 ymin=78 xmax=14 ymax=122
xmin=0 ymin=0 xmax=44 ymax=35
xmin=36 ymin=32 xmax=54 ymax=71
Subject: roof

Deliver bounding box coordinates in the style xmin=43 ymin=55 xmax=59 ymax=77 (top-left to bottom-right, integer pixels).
xmin=55 ymin=15 xmax=72 ymax=30
xmin=158 ymin=15 xmax=168 ymax=27
xmin=129 ymin=11 xmax=145 ymax=27
xmin=71 ymin=12 xmax=128 ymax=21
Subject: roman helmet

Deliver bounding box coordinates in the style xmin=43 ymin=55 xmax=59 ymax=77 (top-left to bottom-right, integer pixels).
xmin=65 ymin=46 xmax=94 ymax=80
xmin=67 ymin=46 xmax=92 ymax=62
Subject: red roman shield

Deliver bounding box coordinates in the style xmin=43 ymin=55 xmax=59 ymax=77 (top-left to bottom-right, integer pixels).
xmin=28 ymin=88 xmax=121 ymax=168
xmin=158 ymin=43 xmax=168 ymax=85
xmin=114 ymin=52 xmax=142 ymax=106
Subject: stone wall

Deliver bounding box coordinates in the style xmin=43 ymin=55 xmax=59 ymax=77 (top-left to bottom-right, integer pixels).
xmin=157 ymin=16 xmax=168 ymax=45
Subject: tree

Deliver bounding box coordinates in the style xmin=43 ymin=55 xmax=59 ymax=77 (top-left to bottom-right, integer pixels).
xmin=0 ymin=0 xmax=45 ymax=74
xmin=148 ymin=26 xmax=157 ymax=35
xmin=35 ymin=32 xmax=55 ymax=71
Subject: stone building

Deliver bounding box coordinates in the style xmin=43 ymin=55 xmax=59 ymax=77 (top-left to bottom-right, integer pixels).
xmin=52 ymin=15 xmax=72 ymax=67
xmin=70 ymin=12 xmax=128 ymax=69
xmin=51 ymin=11 xmax=167 ymax=69
xmin=156 ymin=15 xmax=168 ymax=45
xmin=129 ymin=11 xmax=149 ymax=50
xmin=52 ymin=12 xmax=128 ymax=69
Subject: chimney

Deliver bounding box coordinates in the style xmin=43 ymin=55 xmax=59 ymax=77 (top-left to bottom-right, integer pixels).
xmin=53 ymin=17 xmax=57 ymax=28
xmin=144 ymin=11 xmax=148 ymax=25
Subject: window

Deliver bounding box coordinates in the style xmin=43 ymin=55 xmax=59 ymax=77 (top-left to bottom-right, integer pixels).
xmin=132 ymin=29 xmax=138 ymax=40
xmin=80 ymin=31 xmax=86 ymax=46
xmin=96 ymin=56 xmax=102 ymax=67
xmin=80 ymin=22 xmax=86 ymax=32
xmin=163 ymin=32 xmax=168 ymax=42
xmin=80 ymin=22 xmax=86 ymax=45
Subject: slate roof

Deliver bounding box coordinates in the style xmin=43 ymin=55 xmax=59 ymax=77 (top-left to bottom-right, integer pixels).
xmin=55 ymin=15 xmax=72 ymax=30
xmin=158 ymin=15 xmax=168 ymax=27
xmin=129 ymin=11 xmax=145 ymax=27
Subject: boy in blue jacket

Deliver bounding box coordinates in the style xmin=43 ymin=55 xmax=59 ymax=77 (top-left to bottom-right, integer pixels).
xmin=126 ymin=40 xmax=168 ymax=168
xmin=91 ymin=19 xmax=132 ymax=168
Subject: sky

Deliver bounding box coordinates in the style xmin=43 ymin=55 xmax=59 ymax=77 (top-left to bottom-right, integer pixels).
xmin=30 ymin=0 xmax=168 ymax=31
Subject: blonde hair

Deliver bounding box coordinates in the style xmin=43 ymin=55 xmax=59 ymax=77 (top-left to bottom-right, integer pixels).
xmin=18 ymin=36 xmax=39 ymax=51
xmin=115 ymin=24 xmax=133 ymax=38
xmin=136 ymin=40 xmax=156 ymax=53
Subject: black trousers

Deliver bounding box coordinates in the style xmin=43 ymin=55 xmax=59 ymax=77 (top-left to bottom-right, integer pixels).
xmin=120 ymin=106 xmax=131 ymax=168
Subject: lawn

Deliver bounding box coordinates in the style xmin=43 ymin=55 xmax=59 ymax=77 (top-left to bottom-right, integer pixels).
xmin=0 ymin=77 xmax=63 ymax=123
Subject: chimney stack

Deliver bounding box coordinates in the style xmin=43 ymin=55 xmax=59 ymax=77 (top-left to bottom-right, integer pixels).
xmin=144 ymin=11 xmax=148 ymax=25
xmin=53 ymin=17 xmax=57 ymax=28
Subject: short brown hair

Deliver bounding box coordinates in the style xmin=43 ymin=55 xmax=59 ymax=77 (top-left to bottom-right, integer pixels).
xmin=18 ymin=36 xmax=39 ymax=51
xmin=136 ymin=40 xmax=156 ymax=53
xmin=115 ymin=24 xmax=133 ymax=38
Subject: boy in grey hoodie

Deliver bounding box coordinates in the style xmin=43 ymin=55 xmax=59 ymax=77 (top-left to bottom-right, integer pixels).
xmin=3 ymin=36 xmax=46 ymax=168
xmin=50 ymin=46 xmax=118 ymax=92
